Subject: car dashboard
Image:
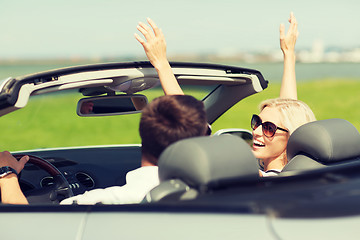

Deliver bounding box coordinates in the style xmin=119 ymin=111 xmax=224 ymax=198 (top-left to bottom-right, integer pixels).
xmin=13 ymin=145 xmax=142 ymax=198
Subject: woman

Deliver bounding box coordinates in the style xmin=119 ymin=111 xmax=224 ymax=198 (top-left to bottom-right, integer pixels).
xmin=250 ymin=13 xmax=316 ymax=176
xmin=253 ymin=98 xmax=315 ymax=177
xmin=135 ymin=13 xmax=316 ymax=177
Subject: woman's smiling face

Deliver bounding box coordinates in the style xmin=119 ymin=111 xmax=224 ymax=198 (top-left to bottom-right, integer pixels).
xmin=251 ymin=107 xmax=289 ymax=168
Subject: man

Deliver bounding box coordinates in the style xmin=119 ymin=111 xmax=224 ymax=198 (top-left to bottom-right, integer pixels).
xmin=0 ymin=95 xmax=208 ymax=205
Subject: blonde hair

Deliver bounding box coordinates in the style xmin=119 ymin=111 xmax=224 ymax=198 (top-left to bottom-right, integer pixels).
xmin=259 ymin=98 xmax=316 ymax=135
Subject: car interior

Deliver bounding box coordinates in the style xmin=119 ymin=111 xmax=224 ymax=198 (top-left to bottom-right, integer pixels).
xmin=0 ymin=62 xmax=269 ymax=204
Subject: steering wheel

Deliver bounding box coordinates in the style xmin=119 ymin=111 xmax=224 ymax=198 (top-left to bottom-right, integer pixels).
xmin=13 ymin=154 xmax=74 ymax=204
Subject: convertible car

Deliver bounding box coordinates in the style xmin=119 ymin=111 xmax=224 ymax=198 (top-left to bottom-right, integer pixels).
xmin=0 ymin=61 xmax=359 ymax=239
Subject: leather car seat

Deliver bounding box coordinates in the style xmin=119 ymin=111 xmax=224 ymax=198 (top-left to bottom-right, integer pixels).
xmin=144 ymin=135 xmax=259 ymax=202
xmin=282 ymin=118 xmax=360 ymax=173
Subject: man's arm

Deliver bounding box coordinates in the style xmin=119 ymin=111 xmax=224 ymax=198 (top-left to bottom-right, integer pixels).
xmin=0 ymin=174 xmax=28 ymax=204
xmin=0 ymin=152 xmax=29 ymax=204
xmin=279 ymin=12 xmax=298 ymax=100
xmin=135 ymin=18 xmax=184 ymax=96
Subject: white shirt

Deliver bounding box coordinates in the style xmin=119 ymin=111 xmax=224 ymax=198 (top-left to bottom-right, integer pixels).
xmin=60 ymin=166 xmax=159 ymax=205
xmin=259 ymin=169 xmax=282 ymax=177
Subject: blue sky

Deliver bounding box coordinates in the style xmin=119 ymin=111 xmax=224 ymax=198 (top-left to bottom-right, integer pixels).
xmin=0 ymin=0 xmax=359 ymax=59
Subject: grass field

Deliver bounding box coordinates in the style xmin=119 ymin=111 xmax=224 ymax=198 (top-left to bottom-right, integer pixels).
xmin=212 ymin=78 xmax=360 ymax=131
xmin=0 ymin=78 xmax=359 ymax=151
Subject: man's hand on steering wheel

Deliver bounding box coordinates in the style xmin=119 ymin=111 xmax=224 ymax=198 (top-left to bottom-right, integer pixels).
xmin=0 ymin=151 xmax=29 ymax=174
xmin=0 ymin=152 xmax=73 ymax=204
xmin=0 ymin=151 xmax=29 ymax=204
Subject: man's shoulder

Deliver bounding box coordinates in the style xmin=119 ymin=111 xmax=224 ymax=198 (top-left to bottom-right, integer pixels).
xmin=126 ymin=166 xmax=159 ymax=184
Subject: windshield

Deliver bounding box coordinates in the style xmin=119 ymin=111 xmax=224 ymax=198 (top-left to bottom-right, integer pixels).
xmin=0 ymin=87 xmax=210 ymax=152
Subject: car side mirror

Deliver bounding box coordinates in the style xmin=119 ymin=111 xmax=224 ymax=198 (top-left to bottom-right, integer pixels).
xmin=77 ymin=94 xmax=148 ymax=117
xmin=213 ymin=128 xmax=253 ymax=146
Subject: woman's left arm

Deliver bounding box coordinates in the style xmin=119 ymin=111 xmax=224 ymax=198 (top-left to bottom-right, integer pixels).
xmin=279 ymin=12 xmax=299 ymax=100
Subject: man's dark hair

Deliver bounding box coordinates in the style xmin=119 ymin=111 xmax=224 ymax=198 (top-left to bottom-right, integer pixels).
xmin=139 ymin=95 xmax=208 ymax=165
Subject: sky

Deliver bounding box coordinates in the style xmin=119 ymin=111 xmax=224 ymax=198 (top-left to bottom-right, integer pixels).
xmin=0 ymin=0 xmax=360 ymax=59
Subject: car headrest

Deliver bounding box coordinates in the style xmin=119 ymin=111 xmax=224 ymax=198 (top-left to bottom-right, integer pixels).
xmin=158 ymin=135 xmax=259 ymax=192
xmin=287 ymin=119 xmax=360 ymax=164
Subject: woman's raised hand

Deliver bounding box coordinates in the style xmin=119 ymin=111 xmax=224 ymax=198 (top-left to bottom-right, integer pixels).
xmin=280 ymin=12 xmax=299 ymax=56
xmin=134 ymin=18 xmax=183 ymax=95
xmin=135 ymin=18 xmax=168 ymax=70
xmin=279 ymin=12 xmax=298 ymax=100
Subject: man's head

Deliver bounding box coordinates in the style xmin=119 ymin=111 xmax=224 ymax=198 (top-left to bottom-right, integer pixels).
xmin=139 ymin=95 xmax=208 ymax=165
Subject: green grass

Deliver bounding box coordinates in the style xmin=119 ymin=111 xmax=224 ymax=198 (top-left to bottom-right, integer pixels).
xmin=0 ymin=79 xmax=359 ymax=151
xmin=212 ymin=78 xmax=360 ymax=132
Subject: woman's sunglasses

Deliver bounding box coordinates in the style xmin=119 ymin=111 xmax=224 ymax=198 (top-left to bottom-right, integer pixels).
xmin=251 ymin=114 xmax=288 ymax=137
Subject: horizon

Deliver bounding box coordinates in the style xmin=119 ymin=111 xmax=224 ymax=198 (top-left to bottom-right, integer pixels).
xmin=1 ymin=42 xmax=359 ymax=64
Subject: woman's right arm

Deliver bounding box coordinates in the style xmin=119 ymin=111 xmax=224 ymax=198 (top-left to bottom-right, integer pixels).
xmin=135 ymin=18 xmax=184 ymax=96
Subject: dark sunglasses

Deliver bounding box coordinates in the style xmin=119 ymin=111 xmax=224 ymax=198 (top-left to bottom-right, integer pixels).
xmin=251 ymin=114 xmax=288 ymax=137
